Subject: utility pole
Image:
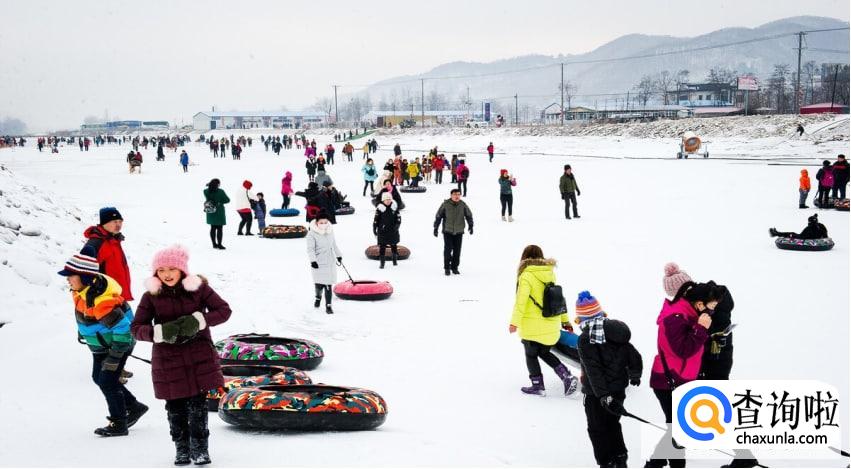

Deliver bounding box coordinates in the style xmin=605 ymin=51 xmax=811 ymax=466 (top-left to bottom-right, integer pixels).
xmin=421 ymin=79 xmax=425 ymax=128
xmin=830 ymin=64 xmax=839 ymax=109
xmin=514 ymin=94 xmax=519 ymax=125
xmin=333 ymin=85 xmax=339 ymax=126
xmin=794 ymin=31 xmax=806 ymax=114
xmin=560 ymin=63 xmax=565 ymax=126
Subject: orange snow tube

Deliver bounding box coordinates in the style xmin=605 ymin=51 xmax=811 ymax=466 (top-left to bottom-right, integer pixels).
xmin=682 ymin=132 xmax=701 ymax=153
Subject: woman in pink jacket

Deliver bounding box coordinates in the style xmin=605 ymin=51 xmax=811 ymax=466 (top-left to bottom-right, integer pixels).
xmin=281 ymin=171 xmax=294 ymax=209
xmin=645 ymin=281 xmax=719 ymax=468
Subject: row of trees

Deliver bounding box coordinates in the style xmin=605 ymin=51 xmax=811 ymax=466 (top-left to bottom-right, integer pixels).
xmin=0 ymin=117 xmax=27 ymax=135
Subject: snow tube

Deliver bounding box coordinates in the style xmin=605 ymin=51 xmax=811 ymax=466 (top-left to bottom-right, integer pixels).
xmin=364 ymin=244 xmax=411 ymax=260
xmin=269 ymin=208 xmax=300 ymax=217
xmin=775 ymin=237 xmax=834 ymax=251
xmin=206 ymin=365 xmax=312 ymax=411
xmin=398 ymin=186 xmax=426 ymax=193
xmin=834 ymin=199 xmax=849 ymax=211
xmin=554 ymin=330 xmax=580 ymax=361
xmin=333 ymin=280 xmax=393 ymax=301
xmin=335 ymin=206 xmax=355 ymax=216
xmin=813 ymin=197 xmax=836 ymax=209
xmin=262 ymin=225 xmax=307 ymax=239
xmin=219 ymin=384 xmax=388 ymax=431
xmin=216 ymin=334 xmax=324 ymax=370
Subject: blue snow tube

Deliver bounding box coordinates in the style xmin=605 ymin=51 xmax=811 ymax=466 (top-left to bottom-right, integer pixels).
xmin=554 ymin=330 xmax=579 ymax=360
xmin=270 ymin=208 xmax=300 ymax=217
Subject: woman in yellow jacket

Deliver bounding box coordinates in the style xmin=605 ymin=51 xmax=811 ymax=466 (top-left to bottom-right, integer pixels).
xmin=406 ymin=159 xmax=421 ymax=187
xmin=509 ymin=245 xmax=578 ymax=396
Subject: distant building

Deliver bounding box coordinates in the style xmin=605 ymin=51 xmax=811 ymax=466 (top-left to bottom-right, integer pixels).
xmin=192 ymin=111 xmax=327 ymax=131
xmin=80 ymin=120 xmax=169 ymax=132
xmin=363 ymin=110 xmax=476 ymax=127
xmin=668 ymin=82 xmax=736 ymax=107
xmin=541 ymin=104 xmax=690 ymax=122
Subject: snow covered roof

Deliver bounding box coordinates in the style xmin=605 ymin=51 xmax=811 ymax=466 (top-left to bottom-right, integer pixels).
xmin=365 ymin=110 xmax=470 ymax=117
xmin=194 ymin=111 xmax=325 ymax=118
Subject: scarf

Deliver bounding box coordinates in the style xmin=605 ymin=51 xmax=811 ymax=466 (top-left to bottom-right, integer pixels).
xmin=584 ymin=316 xmax=606 ymax=344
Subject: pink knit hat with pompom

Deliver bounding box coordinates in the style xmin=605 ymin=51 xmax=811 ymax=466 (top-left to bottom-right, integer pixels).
xmin=151 ymin=245 xmax=190 ymax=275
xmin=663 ymin=262 xmax=691 ymax=297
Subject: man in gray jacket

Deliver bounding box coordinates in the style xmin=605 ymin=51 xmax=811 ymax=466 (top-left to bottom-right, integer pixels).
xmin=433 ymin=189 xmax=474 ymax=276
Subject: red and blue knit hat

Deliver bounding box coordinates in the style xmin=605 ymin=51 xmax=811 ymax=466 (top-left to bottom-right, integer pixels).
xmin=575 ymin=290 xmax=604 ymax=322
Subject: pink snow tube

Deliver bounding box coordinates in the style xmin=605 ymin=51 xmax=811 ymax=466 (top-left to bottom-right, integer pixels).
xmin=333 ymin=280 xmax=393 ymax=301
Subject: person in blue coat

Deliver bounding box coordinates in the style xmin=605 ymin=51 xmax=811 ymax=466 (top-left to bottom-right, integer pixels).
xmin=362 ymin=158 xmax=378 ymax=196
xmin=179 ymin=150 xmax=189 ymax=173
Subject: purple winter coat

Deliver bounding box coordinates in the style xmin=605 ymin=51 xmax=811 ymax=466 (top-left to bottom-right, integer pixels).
xmin=130 ymin=274 xmax=231 ymax=400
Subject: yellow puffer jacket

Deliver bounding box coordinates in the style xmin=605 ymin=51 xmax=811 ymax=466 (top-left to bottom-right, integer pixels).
xmin=407 ymin=163 xmax=419 ymax=178
xmin=510 ymin=258 xmax=569 ymax=345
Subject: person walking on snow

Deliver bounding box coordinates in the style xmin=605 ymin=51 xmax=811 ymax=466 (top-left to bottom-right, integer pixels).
xmin=560 ymin=164 xmax=580 ymax=219
xmin=508 ymin=244 xmax=579 ymax=397
xmin=645 ymin=281 xmax=718 ymax=468
xmin=498 ymin=169 xmax=516 ymax=221
xmin=254 ymin=192 xmax=267 ymax=236
xmin=455 ymin=159 xmax=469 ymax=196
xmin=362 ymin=158 xmax=378 ymax=196
xmin=280 ymin=171 xmax=294 ymax=209
xmin=83 ymin=207 xmax=135 ymax=301
xmin=433 ymin=189 xmax=473 ymax=276
xmin=662 ymin=265 xmax=761 ymax=469
xmin=58 ymin=249 xmax=148 ymax=438
xmin=487 ymin=142 xmax=495 ymax=162
xmin=180 ymin=150 xmax=189 ymax=173
xmin=204 ymin=179 xmax=230 ymax=250
xmin=131 ymin=245 xmax=232 ymax=466
xmin=815 ymin=160 xmax=835 ymax=208
xmin=575 ymin=290 xmax=642 ymax=468
xmin=799 ymin=169 xmax=811 ymax=208
xmin=235 ymin=180 xmax=257 ymax=236
xmin=373 ymin=192 xmax=402 ymax=269
xmin=832 ymin=153 xmax=849 ymax=200
xmin=305 ymin=157 xmax=317 ymax=182
xmin=306 ymin=211 xmax=342 ymax=314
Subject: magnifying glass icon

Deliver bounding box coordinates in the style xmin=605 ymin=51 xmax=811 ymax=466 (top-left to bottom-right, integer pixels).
xmin=690 ymin=399 xmax=725 ymax=434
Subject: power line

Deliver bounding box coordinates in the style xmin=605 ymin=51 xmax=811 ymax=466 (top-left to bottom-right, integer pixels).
xmin=807 ymin=48 xmax=850 ymax=54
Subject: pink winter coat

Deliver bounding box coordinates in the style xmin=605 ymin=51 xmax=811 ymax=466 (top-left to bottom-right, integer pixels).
xmin=650 ymin=298 xmax=709 ymax=390
xmin=281 ymin=172 xmax=293 ymax=195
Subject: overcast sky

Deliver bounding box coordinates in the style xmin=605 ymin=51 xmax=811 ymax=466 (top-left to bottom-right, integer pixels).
xmin=1 ymin=0 xmax=848 ymax=132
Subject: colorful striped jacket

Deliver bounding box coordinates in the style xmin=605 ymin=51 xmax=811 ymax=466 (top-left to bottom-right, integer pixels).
xmin=73 ymin=274 xmax=134 ymax=354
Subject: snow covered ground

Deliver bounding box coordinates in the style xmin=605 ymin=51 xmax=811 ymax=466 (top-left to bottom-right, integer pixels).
xmin=0 ymin=122 xmax=848 ymax=467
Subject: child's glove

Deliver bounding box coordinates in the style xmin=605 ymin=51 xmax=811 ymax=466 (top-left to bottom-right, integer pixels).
xmin=102 ymin=349 xmax=125 ymax=372
xmin=156 ymin=317 xmax=187 ymax=344
xmin=179 ymin=312 xmax=206 ymax=337
xmin=630 ymin=377 xmax=641 ymax=387
xmin=561 ymin=323 xmax=574 ymax=332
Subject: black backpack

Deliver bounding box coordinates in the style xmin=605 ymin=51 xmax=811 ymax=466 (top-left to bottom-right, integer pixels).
xmin=530 ymin=283 xmax=568 ymax=317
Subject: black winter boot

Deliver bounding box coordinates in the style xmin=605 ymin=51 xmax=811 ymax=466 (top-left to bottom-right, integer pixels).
xmin=326 ymin=304 xmax=334 ymax=315
xmin=189 ymin=433 xmax=211 ymax=465
xmin=174 ymin=440 xmax=191 ymax=466
xmin=94 ymin=417 xmax=129 ymax=437
xmin=611 ymin=454 xmax=628 ymax=468
xmin=314 ymin=297 xmax=321 ymax=308
xmin=126 ymin=401 xmax=149 ymax=428
xmin=721 ymin=459 xmax=761 ymax=468
xmin=392 ymin=250 xmax=398 ymax=266
xmin=379 ymin=255 xmax=385 ymax=269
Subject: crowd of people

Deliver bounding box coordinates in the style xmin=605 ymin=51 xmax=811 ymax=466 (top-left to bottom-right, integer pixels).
xmin=45 ymin=130 xmax=849 ymax=469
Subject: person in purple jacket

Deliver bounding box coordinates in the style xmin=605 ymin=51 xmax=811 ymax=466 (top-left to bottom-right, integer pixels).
xmin=644 ymin=281 xmax=720 ymax=468
xmin=131 ymin=245 xmax=232 ymax=466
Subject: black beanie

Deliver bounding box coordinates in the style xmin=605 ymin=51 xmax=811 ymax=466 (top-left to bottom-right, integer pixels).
xmin=99 ymin=207 xmax=123 ymax=225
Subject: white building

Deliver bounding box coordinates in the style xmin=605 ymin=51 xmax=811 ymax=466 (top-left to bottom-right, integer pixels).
xmin=193 ymin=111 xmax=327 ymax=131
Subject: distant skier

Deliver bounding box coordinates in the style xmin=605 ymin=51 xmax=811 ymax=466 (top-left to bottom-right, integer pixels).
xmin=796 ymin=123 xmax=804 ymax=136
xmin=433 ymin=188 xmax=473 ymax=275
xmin=559 ymin=164 xmax=580 ymax=219
xmin=306 ymin=211 xmax=342 ymax=314
xmin=131 ymin=245 xmax=232 ymax=465
xmin=575 ymin=290 xmax=642 ymax=468
xmin=769 ymin=213 xmax=828 ymax=240
xmin=508 ymin=245 xmax=579 ymax=397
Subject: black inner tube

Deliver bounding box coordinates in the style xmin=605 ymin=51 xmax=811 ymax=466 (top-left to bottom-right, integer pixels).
xmin=232 ymin=336 xmax=310 ymax=347
xmin=257 ymin=384 xmax=351 ymax=394
xmin=221 ymin=365 xmax=283 ymax=377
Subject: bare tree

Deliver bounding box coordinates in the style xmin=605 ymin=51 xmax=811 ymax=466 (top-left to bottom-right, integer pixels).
xmin=557 ymin=81 xmax=577 ymax=110
xmin=803 ymin=61 xmax=817 ymax=105
xmin=426 ymin=89 xmax=443 ymax=111
xmin=654 ymin=70 xmax=677 ymax=105
xmin=311 ymin=97 xmax=334 ymax=122
xmin=705 ymin=66 xmax=738 ymax=105
xmin=633 ymin=75 xmax=655 ymax=106
xmin=769 ymin=64 xmax=791 ymax=113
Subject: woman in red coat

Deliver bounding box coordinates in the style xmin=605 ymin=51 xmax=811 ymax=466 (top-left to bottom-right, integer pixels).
xmin=131 ymin=245 xmax=231 ymax=466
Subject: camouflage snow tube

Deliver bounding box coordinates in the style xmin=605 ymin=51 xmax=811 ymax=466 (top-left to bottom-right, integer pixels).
xmin=206 ymin=364 xmax=313 ymax=411
xmin=835 ymin=198 xmax=849 ymax=211
xmin=216 ymin=334 xmax=324 ymax=370
xmin=219 ymin=384 xmax=388 ymax=431
xmin=398 ymin=185 xmax=426 ymax=193
xmin=262 ymin=225 xmax=307 ymax=239
xmin=775 ymin=237 xmax=834 ymax=251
